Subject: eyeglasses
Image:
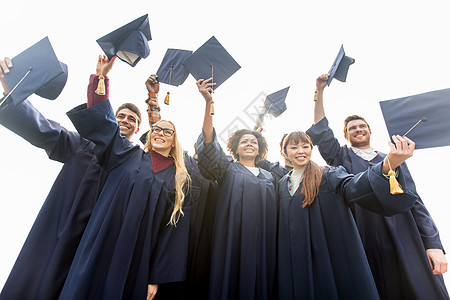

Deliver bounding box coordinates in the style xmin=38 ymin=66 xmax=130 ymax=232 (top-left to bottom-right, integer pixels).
xmin=151 ymin=125 xmax=175 ymax=137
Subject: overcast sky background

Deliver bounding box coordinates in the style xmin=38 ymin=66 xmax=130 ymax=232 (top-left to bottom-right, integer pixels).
xmin=1 ymin=0 xmax=449 ymax=289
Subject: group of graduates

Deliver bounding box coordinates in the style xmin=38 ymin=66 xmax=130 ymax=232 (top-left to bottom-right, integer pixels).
xmin=0 ymin=52 xmax=449 ymax=300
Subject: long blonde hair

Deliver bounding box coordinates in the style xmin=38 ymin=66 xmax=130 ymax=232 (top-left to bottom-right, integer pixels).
xmin=143 ymin=120 xmax=191 ymax=225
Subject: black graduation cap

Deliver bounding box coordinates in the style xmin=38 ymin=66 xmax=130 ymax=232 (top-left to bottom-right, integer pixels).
xmin=97 ymin=14 xmax=151 ymax=67
xmin=327 ymin=44 xmax=355 ymax=86
xmin=264 ymin=86 xmax=290 ymax=117
xmin=379 ymin=88 xmax=450 ymax=149
xmin=1 ymin=36 xmax=68 ymax=107
xmin=156 ymin=48 xmax=192 ymax=105
xmin=182 ymin=36 xmax=241 ymax=114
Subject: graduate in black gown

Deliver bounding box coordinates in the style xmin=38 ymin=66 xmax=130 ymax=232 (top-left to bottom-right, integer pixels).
xmin=278 ymin=131 xmax=418 ymax=300
xmin=0 ymin=56 xmax=143 ymax=300
xmin=306 ymin=74 xmax=449 ymax=300
xmin=195 ymin=78 xmax=278 ymax=300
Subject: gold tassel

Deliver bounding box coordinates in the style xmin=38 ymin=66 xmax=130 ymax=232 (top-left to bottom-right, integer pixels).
xmin=210 ymin=100 xmax=215 ymax=115
xmin=313 ymin=89 xmax=319 ymax=101
xmin=387 ymin=157 xmax=403 ymax=194
xmin=164 ymin=91 xmax=170 ymax=105
xmin=95 ymin=75 xmax=105 ymax=95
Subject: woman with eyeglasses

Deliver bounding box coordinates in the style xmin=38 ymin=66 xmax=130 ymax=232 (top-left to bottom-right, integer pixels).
xmin=59 ymin=56 xmax=193 ymax=300
xmin=277 ymin=131 xmax=418 ymax=300
xmin=195 ymin=78 xmax=278 ymax=300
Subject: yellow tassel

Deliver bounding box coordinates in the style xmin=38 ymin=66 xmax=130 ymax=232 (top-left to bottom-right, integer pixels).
xmin=164 ymin=91 xmax=170 ymax=105
xmin=210 ymin=100 xmax=215 ymax=115
xmin=387 ymin=158 xmax=403 ymax=194
xmin=95 ymin=75 xmax=105 ymax=95
xmin=313 ymin=89 xmax=319 ymax=101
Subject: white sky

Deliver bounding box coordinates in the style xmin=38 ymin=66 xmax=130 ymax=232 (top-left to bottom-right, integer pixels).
xmin=1 ymin=0 xmax=449 ymax=289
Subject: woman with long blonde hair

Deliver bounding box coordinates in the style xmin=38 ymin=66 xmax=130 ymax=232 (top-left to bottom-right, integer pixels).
xmin=57 ymin=57 xmax=193 ymax=300
xmin=277 ymin=131 xmax=418 ymax=300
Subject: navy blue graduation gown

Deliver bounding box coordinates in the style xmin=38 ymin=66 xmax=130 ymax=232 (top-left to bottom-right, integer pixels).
xmin=196 ymin=131 xmax=278 ymax=300
xmin=0 ymin=100 xmax=107 ymax=300
xmin=306 ymin=117 xmax=449 ymax=300
xmin=155 ymin=155 xmax=218 ymax=300
xmin=278 ymin=163 xmax=417 ymax=300
xmin=63 ymin=100 xmax=192 ymax=299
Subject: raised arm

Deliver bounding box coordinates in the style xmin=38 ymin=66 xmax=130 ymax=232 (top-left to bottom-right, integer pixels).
xmin=0 ymin=57 xmax=91 ymax=163
xmin=197 ymin=78 xmax=215 ymax=143
xmin=313 ymin=74 xmax=329 ymax=124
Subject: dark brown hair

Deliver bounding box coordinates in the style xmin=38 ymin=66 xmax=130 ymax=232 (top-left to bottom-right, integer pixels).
xmin=343 ymin=115 xmax=370 ymax=136
xmin=115 ymin=102 xmax=142 ymax=126
xmin=226 ymin=129 xmax=268 ymax=164
xmin=283 ymin=131 xmax=324 ymax=207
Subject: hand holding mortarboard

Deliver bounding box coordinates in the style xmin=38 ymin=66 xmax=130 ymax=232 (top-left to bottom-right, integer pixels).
xmin=0 ymin=57 xmax=13 ymax=95
xmin=382 ymin=135 xmax=416 ymax=194
xmin=94 ymin=55 xmax=116 ymax=95
xmin=196 ymin=78 xmax=215 ymax=103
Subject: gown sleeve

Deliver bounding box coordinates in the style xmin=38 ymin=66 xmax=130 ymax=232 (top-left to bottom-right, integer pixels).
xmin=256 ymin=159 xmax=289 ymax=181
xmin=196 ymin=129 xmax=233 ymax=182
xmin=327 ymin=162 xmax=417 ymax=216
xmin=306 ymin=117 xmax=346 ymax=166
xmin=0 ymin=99 xmax=91 ymax=163
xmin=66 ymin=100 xmax=136 ymax=171
xmin=399 ymin=163 xmax=444 ymax=251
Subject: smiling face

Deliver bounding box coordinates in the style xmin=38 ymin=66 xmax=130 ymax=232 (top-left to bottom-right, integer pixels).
xmin=345 ymin=119 xmax=371 ymax=149
xmin=235 ymin=134 xmax=259 ymax=162
xmin=115 ymin=108 xmax=140 ymax=140
xmin=285 ymin=140 xmax=312 ymax=170
xmin=150 ymin=120 xmax=175 ymax=156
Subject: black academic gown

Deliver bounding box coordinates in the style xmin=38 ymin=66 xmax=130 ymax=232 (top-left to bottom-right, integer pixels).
xmin=306 ymin=117 xmax=449 ymax=300
xmin=60 ymin=100 xmax=191 ymax=299
xmin=0 ymin=100 xmax=107 ymax=300
xmin=278 ymin=163 xmax=417 ymax=300
xmin=196 ymin=130 xmax=278 ymax=300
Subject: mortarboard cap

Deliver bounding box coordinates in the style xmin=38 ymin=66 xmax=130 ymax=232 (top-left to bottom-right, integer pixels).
xmin=156 ymin=48 xmax=193 ymax=105
xmin=182 ymin=36 xmax=241 ymax=90
xmin=264 ymin=86 xmax=290 ymax=117
xmin=182 ymin=36 xmax=241 ymax=115
xmin=97 ymin=14 xmax=151 ymax=67
xmin=156 ymin=48 xmax=192 ymax=86
xmin=3 ymin=36 xmax=68 ymax=106
xmin=327 ymin=44 xmax=355 ymax=86
xmin=379 ymin=88 xmax=450 ymax=149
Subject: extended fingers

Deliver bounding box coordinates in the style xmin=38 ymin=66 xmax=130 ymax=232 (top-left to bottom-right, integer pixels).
xmin=0 ymin=57 xmax=12 ymax=74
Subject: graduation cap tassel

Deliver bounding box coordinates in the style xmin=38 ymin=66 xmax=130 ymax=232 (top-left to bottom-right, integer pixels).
xmin=386 ymin=156 xmax=403 ymax=194
xmin=210 ymin=65 xmax=215 ymax=115
xmin=313 ymin=89 xmax=319 ymax=101
xmin=164 ymin=91 xmax=170 ymax=105
xmin=164 ymin=66 xmax=173 ymax=105
xmin=0 ymin=68 xmax=32 ymax=107
xmin=95 ymin=75 xmax=106 ymax=95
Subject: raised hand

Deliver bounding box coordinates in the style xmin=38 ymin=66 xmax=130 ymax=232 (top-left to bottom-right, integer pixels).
xmin=196 ymin=77 xmax=215 ymax=102
xmin=0 ymin=57 xmax=13 ymax=94
xmin=96 ymin=55 xmax=116 ymax=77
xmin=145 ymin=74 xmax=159 ymax=94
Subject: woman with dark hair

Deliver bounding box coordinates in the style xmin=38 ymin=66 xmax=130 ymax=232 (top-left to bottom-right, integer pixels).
xmin=196 ymin=78 xmax=278 ymax=300
xmin=277 ymin=131 xmax=419 ymax=300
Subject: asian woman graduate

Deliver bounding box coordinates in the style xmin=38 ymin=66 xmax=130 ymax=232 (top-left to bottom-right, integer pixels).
xmin=195 ymin=78 xmax=278 ymax=300
xmin=277 ymin=131 xmax=420 ymax=300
